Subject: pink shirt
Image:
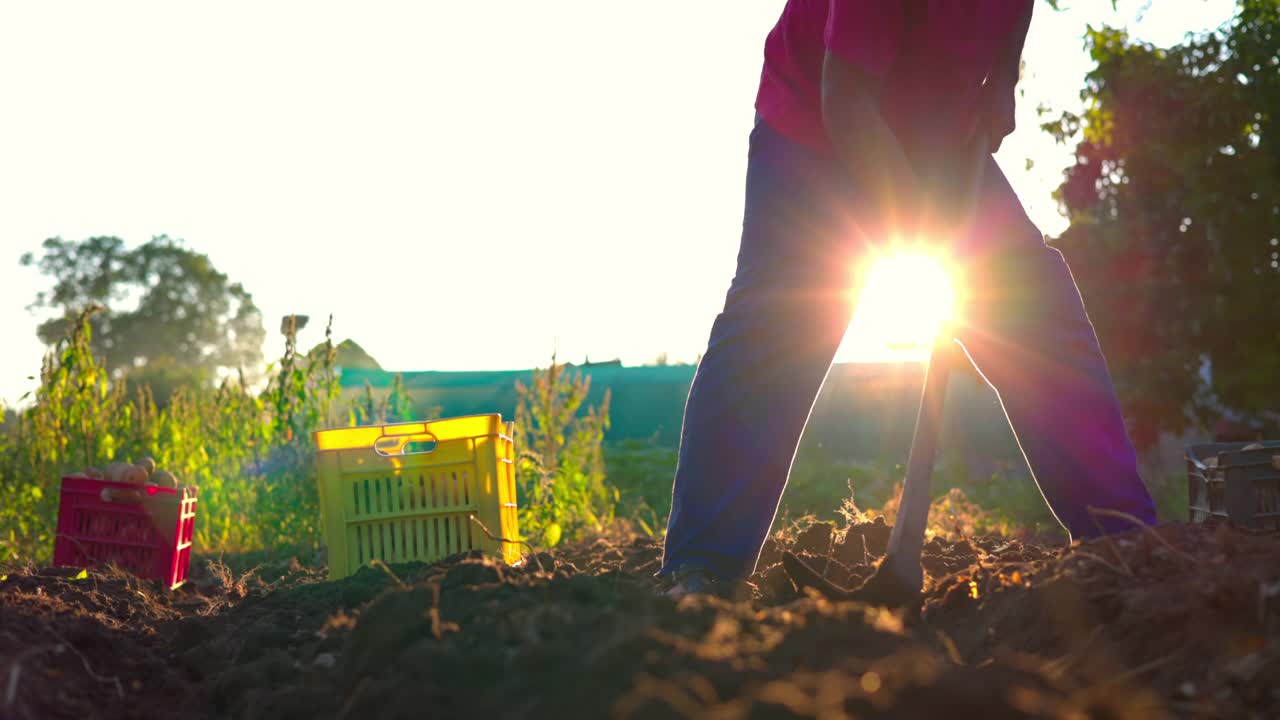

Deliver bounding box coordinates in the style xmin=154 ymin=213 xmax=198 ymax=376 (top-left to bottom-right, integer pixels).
xmin=755 ymin=0 xmax=1030 ymax=154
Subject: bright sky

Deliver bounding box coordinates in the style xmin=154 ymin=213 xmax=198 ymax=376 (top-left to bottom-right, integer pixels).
xmin=0 ymin=0 xmax=1237 ymax=406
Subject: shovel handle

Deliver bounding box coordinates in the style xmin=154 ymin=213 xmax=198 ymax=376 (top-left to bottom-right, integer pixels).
xmin=884 ymin=339 xmax=959 ymax=587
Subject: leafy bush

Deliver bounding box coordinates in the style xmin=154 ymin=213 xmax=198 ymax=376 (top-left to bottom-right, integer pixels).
xmin=2 ymin=308 xmax=359 ymax=563
xmin=0 ymin=311 xmax=623 ymax=564
xmin=348 ymin=373 xmax=434 ymax=427
xmin=513 ymin=355 xmax=614 ymax=547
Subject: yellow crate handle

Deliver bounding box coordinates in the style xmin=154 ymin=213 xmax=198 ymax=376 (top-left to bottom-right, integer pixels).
xmin=372 ymin=432 xmax=439 ymax=457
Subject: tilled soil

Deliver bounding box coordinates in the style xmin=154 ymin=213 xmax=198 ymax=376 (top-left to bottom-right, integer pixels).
xmin=3 ymin=519 xmax=1279 ymax=720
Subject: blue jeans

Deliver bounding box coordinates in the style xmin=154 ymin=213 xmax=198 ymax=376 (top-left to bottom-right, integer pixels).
xmin=659 ymin=117 xmax=1157 ymax=581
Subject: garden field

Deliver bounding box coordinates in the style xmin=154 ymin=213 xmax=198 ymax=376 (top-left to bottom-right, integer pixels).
xmin=3 ymin=303 xmax=1267 ymax=720
xmin=5 ymin=515 xmax=1279 ymax=719
xmin=4 ymin=1 xmax=1279 ymax=718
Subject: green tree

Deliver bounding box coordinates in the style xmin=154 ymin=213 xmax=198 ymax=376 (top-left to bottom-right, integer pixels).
xmin=122 ymin=356 xmax=213 ymax=409
xmin=1043 ymin=1 xmax=1279 ymax=447
xmin=21 ymin=235 xmax=266 ymax=396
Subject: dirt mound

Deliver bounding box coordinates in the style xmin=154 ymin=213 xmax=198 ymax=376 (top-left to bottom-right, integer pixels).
xmin=925 ymin=522 xmax=1280 ymax=718
xmin=0 ymin=565 xmax=190 ymax=720
xmin=3 ymin=520 xmax=1279 ymax=719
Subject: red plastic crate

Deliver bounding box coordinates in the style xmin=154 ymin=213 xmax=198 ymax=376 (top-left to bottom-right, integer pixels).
xmin=52 ymin=475 xmax=198 ymax=589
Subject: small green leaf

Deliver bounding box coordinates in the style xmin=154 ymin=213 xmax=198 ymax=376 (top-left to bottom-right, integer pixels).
xmin=0 ymin=574 xmax=8 ymax=582
xmin=73 ymin=569 xmax=88 ymax=580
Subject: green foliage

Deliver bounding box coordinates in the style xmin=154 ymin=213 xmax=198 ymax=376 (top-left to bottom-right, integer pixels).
xmin=603 ymin=437 xmax=677 ymax=536
xmin=1043 ymin=1 xmax=1280 ymax=446
xmin=780 ymin=445 xmax=1064 ymax=538
xmin=385 ymin=373 xmax=416 ymax=424
xmin=347 ymin=373 xmax=432 ymax=427
xmin=513 ymin=354 xmax=615 ymax=547
xmin=20 ymin=235 xmax=266 ymax=387
xmin=0 ymin=306 xmax=382 ymax=563
xmin=599 ymin=433 xmax=1074 ymax=542
xmin=122 ymin=357 xmax=214 ymax=411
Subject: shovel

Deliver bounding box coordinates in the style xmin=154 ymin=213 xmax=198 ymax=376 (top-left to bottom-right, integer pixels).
xmin=783 ymin=338 xmax=958 ymax=609
xmin=783 ymin=132 xmax=989 ymax=609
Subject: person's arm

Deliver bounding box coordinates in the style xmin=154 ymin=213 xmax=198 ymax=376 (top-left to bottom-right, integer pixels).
xmin=820 ymin=1 xmax=919 ymax=238
xmin=820 ymin=52 xmax=921 ymax=238
xmin=979 ymin=1 xmax=1034 ymax=153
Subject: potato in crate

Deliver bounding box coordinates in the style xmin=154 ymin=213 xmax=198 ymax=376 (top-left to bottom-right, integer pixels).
xmin=313 ymin=414 xmax=520 ymax=580
xmin=53 ymin=469 xmax=198 ymax=590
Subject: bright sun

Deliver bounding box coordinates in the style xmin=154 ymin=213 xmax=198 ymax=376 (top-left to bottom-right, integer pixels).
xmin=835 ymin=250 xmax=959 ymax=364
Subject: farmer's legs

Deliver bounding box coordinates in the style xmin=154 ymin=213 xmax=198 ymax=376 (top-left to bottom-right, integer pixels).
xmin=956 ymin=157 xmax=1158 ymax=538
xmin=659 ymin=119 xmax=858 ymax=582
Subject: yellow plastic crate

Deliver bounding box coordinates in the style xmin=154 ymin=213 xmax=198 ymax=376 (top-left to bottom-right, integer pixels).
xmin=313 ymin=414 xmax=520 ymax=580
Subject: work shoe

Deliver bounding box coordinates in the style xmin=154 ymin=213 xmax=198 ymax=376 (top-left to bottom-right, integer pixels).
xmin=659 ymin=565 xmax=754 ymax=602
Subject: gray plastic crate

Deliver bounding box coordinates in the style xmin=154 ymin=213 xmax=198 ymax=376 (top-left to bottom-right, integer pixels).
xmin=1186 ymin=440 xmax=1280 ymax=528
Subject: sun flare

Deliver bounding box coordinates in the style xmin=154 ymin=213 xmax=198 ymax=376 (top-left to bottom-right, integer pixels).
xmin=835 ymin=250 xmax=960 ymax=363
